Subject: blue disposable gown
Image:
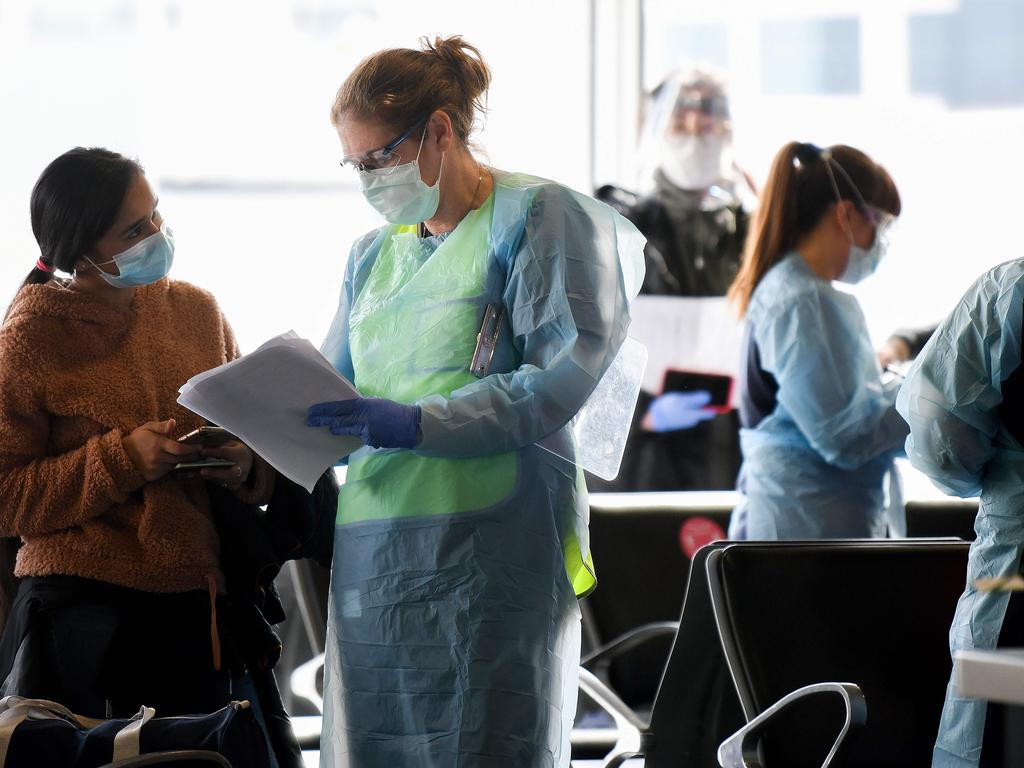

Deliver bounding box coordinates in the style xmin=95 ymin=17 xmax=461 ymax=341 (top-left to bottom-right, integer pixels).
xmin=896 ymin=259 xmax=1024 ymax=768
xmin=319 ymin=171 xmax=645 ymax=767
xmin=730 ymin=252 xmax=909 ymax=539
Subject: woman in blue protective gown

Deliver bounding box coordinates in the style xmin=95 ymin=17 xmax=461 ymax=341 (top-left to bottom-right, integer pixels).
xmin=898 ymin=261 xmax=1024 ymax=768
xmin=305 ymin=36 xmax=645 ymax=767
xmin=725 ymin=142 xmax=909 ymax=539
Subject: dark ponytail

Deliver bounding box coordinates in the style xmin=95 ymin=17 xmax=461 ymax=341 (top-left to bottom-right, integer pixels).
xmin=19 ymin=147 xmax=142 ymax=294
xmin=728 ymin=141 xmax=901 ymax=316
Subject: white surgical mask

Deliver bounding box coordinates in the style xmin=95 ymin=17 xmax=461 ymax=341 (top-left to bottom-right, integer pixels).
xmin=358 ymin=127 xmax=444 ymax=225
xmin=838 ymin=234 xmax=888 ymax=285
xmin=658 ymin=133 xmax=727 ymax=190
xmin=88 ymin=225 xmax=175 ymax=288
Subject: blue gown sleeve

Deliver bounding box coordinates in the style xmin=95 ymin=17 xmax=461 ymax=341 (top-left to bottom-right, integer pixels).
xmin=415 ymin=186 xmax=645 ymax=458
xmin=896 ymin=265 xmax=1024 ymax=497
xmin=321 ymin=230 xmax=383 ymax=383
xmin=760 ymin=288 xmax=908 ymax=470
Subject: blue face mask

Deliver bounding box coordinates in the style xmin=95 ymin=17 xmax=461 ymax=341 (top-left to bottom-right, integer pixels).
xmin=89 ymin=225 xmax=175 ymax=288
xmin=838 ymin=235 xmax=887 ymax=285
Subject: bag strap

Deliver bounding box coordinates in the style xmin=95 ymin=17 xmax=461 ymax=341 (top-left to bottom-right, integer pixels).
xmin=0 ymin=697 xmax=85 ymax=767
xmin=112 ymin=706 xmax=156 ymax=761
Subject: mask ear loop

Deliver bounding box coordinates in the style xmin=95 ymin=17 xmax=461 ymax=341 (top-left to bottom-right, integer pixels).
xmin=414 ymin=123 xmax=428 ymax=164
xmin=416 ymin=119 xmax=446 ymax=196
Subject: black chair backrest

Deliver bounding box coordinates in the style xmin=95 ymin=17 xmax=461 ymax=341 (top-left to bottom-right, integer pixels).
xmin=585 ymin=499 xmax=732 ymax=707
xmin=644 ymin=540 xmax=745 ymax=768
xmin=904 ymin=500 xmax=978 ymax=541
xmin=708 ymin=540 xmax=969 ymax=768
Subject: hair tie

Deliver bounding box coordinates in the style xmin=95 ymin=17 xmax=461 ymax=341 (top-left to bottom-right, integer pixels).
xmin=794 ymin=142 xmax=825 ymax=166
xmin=35 ymin=258 xmax=55 ymax=274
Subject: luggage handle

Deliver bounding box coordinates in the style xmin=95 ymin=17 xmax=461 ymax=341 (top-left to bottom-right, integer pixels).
xmin=112 ymin=706 xmax=156 ymax=761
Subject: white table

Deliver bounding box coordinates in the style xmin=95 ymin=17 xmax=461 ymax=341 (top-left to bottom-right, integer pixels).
xmin=955 ymin=648 xmax=1024 ymax=706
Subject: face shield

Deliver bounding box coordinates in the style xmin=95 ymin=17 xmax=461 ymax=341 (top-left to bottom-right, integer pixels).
xmin=637 ymin=72 xmax=734 ymax=193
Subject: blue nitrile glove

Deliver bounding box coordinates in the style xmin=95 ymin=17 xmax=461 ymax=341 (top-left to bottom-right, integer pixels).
xmin=307 ymin=397 xmax=421 ymax=449
xmin=644 ymin=391 xmax=717 ymax=432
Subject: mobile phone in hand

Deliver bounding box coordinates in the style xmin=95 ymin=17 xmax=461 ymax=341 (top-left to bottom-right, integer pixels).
xmin=177 ymin=426 xmax=237 ymax=447
xmin=661 ymin=369 xmax=734 ymax=413
xmin=173 ymin=458 xmax=237 ymax=471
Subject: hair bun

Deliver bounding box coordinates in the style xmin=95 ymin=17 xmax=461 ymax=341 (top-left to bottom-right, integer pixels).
xmin=421 ymin=35 xmax=491 ymax=104
xmin=333 ymin=36 xmax=492 ymax=145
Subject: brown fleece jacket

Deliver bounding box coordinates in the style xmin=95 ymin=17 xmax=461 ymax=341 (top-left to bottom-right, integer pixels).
xmin=0 ymin=278 xmax=273 ymax=593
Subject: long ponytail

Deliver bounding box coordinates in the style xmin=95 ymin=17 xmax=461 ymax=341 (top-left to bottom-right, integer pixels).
xmin=728 ymin=141 xmax=901 ymax=316
xmin=728 ymin=142 xmax=807 ymax=316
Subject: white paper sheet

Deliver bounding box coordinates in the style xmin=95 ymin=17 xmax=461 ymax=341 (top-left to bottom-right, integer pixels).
xmin=177 ymin=331 xmax=362 ymax=492
xmin=627 ymin=295 xmax=743 ymax=395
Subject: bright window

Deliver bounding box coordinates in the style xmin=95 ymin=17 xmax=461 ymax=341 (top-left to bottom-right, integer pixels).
xmin=0 ymin=0 xmax=590 ymax=353
xmin=640 ymin=0 xmax=1024 ymax=347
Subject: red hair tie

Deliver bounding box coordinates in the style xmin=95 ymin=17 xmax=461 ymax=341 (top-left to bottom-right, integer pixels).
xmin=35 ymin=258 xmax=54 ymax=274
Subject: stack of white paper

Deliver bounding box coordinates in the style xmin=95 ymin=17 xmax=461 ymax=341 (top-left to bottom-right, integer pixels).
xmin=178 ymin=331 xmax=362 ymax=492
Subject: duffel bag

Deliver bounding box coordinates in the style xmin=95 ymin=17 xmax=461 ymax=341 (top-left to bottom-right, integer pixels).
xmin=0 ymin=696 xmax=271 ymax=767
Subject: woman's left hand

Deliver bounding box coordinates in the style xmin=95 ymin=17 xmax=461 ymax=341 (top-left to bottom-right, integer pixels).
xmin=307 ymin=397 xmax=421 ymax=449
xmin=199 ymin=440 xmax=254 ymax=490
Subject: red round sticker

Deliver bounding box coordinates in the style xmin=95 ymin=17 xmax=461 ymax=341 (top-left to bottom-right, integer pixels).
xmin=679 ymin=516 xmax=726 ymax=559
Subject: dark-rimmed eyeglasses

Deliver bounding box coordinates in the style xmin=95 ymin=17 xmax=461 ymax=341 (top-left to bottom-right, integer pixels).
xmin=340 ymin=119 xmax=427 ymax=174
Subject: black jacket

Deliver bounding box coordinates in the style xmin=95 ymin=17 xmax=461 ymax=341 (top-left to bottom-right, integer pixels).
xmin=596 ymin=172 xmax=750 ymax=297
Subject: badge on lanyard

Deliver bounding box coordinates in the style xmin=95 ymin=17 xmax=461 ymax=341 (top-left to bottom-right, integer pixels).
xmin=470 ymin=304 xmax=504 ymax=378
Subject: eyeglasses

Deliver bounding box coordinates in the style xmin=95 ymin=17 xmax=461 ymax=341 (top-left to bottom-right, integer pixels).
xmin=340 ymin=120 xmax=426 ymax=174
xmin=864 ymin=205 xmax=896 ymax=236
xmin=863 ymin=205 xmax=897 ymax=249
xmin=674 ymin=92 xmax=730 ymax=120
xmin=820 ymin=152 xmax=897 ymax=238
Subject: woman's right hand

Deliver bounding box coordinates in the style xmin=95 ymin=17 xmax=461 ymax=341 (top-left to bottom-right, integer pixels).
xmin=122 ymin=418 xmax=198 ymax=482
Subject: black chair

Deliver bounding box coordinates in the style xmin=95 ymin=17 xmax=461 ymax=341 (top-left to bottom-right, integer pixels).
xmin=98 ymin=751 xmax=232 ymax=767
xmin=584 ymin=493 xmax=733 ymax=709
xmin=578 ymin=539 xmax=745 ymax=767
xmin=708 ymin=540 xmax=969 ymax=767
xmin=904 ymin=499 xmax=978 ymax=541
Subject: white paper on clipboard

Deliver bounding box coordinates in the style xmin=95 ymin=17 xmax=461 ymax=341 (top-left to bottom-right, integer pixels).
xmin=627 ymin=295 xmax=742 ymax=394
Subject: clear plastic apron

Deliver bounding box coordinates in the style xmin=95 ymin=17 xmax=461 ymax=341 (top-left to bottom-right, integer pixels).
xmin=321 ymin=193 xmax=580 ymax=768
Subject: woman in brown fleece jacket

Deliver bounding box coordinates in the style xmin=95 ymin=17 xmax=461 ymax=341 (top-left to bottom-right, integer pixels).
xmin=0 ymin=148 xmax=279 ymax=746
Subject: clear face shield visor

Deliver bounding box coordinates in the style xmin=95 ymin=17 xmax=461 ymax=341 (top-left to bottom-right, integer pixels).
xmin=818 ymin=150 xmax=897 ymax=247
xmin=637 ymin=73 xmax=734 ymax=193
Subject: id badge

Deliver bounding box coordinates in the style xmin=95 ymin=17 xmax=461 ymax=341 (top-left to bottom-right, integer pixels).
xmin=470 ymin=304 xmax=504 ymax=378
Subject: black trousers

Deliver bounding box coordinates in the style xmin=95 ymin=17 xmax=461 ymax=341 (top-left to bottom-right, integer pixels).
xmin=0 ymin=575 xmax=236 ymax=719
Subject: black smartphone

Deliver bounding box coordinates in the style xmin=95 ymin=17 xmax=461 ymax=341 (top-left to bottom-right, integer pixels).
xmin=173 ymin=458 xmax=237 ymax=471
xmin=177 ymin=426 xmax=237 ymax=447
xmin=661 ymin=369 xmax=734 ymax=413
